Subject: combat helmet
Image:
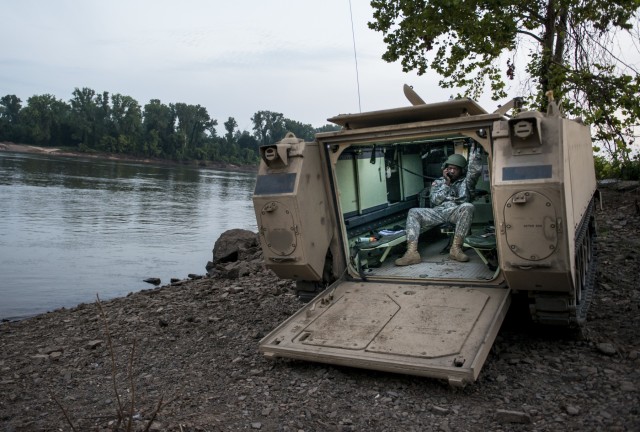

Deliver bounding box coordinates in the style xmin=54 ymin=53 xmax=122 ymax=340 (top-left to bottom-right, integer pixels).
xmin=444 ymin=153 xmax=467 ymax=169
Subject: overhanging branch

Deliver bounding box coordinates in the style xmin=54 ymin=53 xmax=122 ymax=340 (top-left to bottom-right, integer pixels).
xmin=516 ymin=29 xmax=544 ymax=44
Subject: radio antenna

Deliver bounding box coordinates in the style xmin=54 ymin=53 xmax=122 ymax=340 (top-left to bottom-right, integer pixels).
xmin=348 ymin=0 xmax=362 ymax=112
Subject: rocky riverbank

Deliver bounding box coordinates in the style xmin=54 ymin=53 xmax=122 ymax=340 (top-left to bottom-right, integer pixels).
xmin=0 ymin=185 xmax=638 ymax=431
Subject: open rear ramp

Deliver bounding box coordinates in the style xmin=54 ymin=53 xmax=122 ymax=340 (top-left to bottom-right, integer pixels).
xmin=260 ymin=281 xmax=510 ymax=386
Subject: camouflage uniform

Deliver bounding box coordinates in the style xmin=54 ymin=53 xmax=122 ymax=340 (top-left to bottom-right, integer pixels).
xmin=405 ymin=149 xmax=483 ymax=242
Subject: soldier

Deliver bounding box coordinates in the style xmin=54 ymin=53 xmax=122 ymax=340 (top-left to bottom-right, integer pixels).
xmin=395 ymin=148 xmax=483 ymax=266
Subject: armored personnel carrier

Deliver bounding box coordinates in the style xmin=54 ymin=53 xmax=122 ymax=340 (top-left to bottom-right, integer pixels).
xmin=252 ymin=86 xmax=598 ymax=385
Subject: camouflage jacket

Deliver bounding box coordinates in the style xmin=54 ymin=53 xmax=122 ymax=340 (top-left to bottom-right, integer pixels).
xmin=429 ymin=149 xmax=483 ymax=209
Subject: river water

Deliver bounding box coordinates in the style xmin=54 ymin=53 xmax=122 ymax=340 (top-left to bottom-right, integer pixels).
xmin=0 ymin=152 xmax=258 ymax=320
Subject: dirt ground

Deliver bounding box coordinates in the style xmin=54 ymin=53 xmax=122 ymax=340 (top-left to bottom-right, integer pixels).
xmin=0 ymin=185 xmax=638 ymax=432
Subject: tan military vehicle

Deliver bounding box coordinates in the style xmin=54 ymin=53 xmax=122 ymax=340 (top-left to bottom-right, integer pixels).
xmin=252 ymin=86 xmax=598 ymax=386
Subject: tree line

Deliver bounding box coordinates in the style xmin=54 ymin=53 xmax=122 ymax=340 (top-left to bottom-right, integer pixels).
xmin=0 ymin=88 xmax=340 ymax=165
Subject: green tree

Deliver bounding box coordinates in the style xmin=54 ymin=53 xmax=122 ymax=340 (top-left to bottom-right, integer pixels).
xmin=369 ymin=0 xmax=640 ymax=165
xmin=109 ymin=94 xmax=142 ymax=154
xmin=94 ymin=91 xmax=111 ymax=150
xmin=314 ymin=123 xmax=342 ymax=134
xmin=236 ymin=130 xmax=259 ymax=162
xmin=69 ymin=87 xmax=99 ymax=149
xmin=0 ymin=95 xmax=23 ymax=142
xmin=251 ymin=110 xmax=286 ymax=146
xmin=224 ymin=117 xmax=238 ymax=145
xmin=172 ymin=103 xmax=216 ymax=160
xmin=143 ymin=99 xmax=175 ymax=157
xmin=20 ymin=94 xmax=71 ymax=146
xmin=283 ymin=118 xmax=315 ymax=141
xmin=222 ymin=117 xmax=239 ymax=159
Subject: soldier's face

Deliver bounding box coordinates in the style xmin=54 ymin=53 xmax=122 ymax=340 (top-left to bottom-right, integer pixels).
xmin=445 ymin=165 xmax=462 ymax=181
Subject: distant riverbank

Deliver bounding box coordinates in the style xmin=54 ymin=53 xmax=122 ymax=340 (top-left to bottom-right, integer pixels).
xmin=0 ymin=142 xmax=258 ymax=173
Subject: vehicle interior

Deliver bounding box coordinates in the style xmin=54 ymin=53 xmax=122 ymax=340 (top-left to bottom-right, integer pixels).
xmin=335 ymin=136 xmax=499 ymax=282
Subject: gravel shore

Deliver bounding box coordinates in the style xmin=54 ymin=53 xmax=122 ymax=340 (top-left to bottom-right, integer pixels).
xmin=1 ymin=186 xmax=638 ymax=431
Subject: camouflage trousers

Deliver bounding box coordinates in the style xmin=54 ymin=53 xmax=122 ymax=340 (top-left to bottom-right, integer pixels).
xmin=405 ymin=203 xmax=475 ymax=242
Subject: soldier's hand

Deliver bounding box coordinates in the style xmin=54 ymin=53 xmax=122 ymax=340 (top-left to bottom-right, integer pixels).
xmin=472 ymin=143 xmax=481 ymax=158
xmin=443 ymin=168 xmax=451 ymax=185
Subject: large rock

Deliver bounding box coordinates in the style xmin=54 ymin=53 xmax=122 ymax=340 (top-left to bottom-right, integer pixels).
xmin=211 ymin=229 xmax=259 ymax=263
xmin=206 ymin=229 xmax=262 ymax=278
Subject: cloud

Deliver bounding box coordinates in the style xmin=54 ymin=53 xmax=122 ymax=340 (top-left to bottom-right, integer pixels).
xmin=1 ymin=0 xmax=474 ymax=132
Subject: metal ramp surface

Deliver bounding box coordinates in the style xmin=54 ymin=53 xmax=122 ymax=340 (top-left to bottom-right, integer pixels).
xmin=260 ymin=280 xmax=510 ymax=385
xmin=364 ymin=238 xmax=496 ymax=280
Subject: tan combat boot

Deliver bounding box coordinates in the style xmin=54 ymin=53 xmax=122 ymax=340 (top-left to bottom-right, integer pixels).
xmin=449 ymin=235 xmax=470 ymax=262
xmin=395 ymin=241 xmax=421 ymax=266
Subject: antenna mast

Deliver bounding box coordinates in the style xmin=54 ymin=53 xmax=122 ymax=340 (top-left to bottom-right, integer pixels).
xmin=348 ymin=0 xmax=362 ymax=112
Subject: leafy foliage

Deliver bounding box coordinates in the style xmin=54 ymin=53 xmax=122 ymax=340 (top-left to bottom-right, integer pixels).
xmin=370 ymin=0 xmax=640 ymax=178
xmin=0 ymin=88 xmax=338 ymax=166
xmin=0 ymin=95 xmax=23 ymax=142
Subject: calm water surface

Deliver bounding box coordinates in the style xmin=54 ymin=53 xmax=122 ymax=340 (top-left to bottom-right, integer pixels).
xmin=0 ymin=152 xmax=257 ymax=320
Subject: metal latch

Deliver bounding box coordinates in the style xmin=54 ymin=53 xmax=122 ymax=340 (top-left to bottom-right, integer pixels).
xmin=264 ymin=202 xmax=278 ymax=212
xmin=512 ymin=192 xmax=528 ymax=204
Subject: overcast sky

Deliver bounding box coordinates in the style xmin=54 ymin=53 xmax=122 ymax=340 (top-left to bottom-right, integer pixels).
xmin=3 ymin=0 xmax=509 ymax=133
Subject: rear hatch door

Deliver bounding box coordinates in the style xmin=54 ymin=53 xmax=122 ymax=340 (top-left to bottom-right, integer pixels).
xmin=260 ymin=280 xmax=510 ymax=386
